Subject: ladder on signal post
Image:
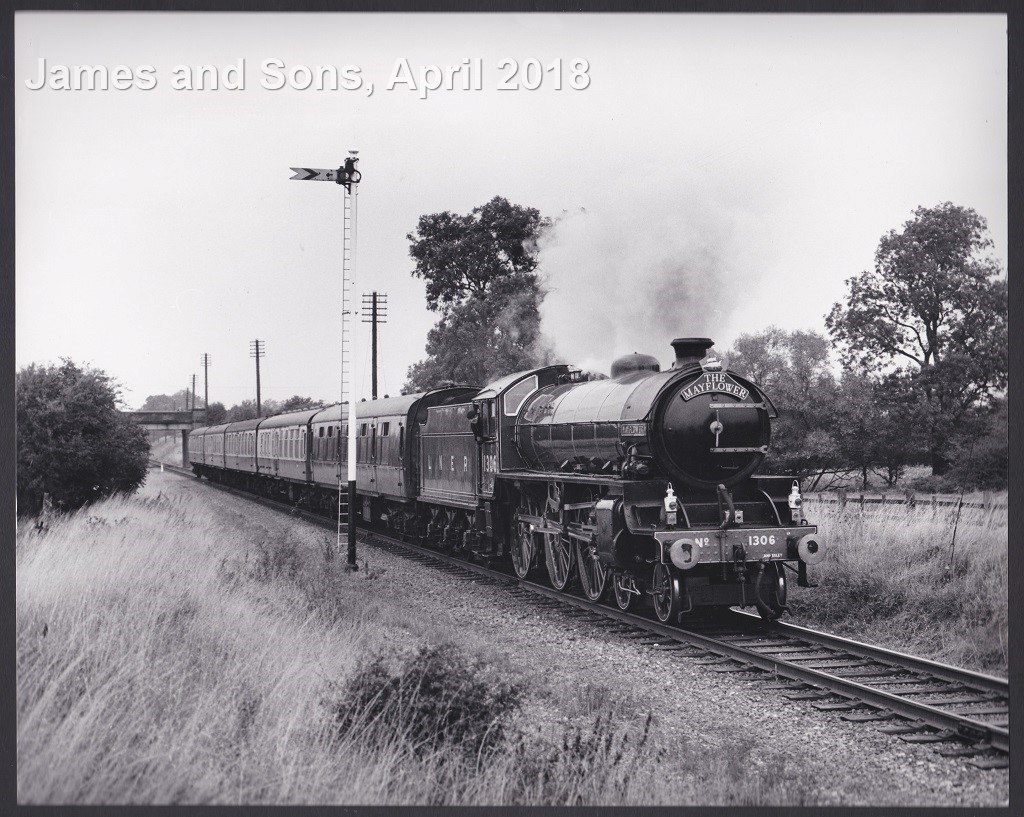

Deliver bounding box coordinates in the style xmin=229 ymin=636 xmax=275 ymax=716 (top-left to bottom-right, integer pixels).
xmin=337 ymin=155 xmax=359 ymax=566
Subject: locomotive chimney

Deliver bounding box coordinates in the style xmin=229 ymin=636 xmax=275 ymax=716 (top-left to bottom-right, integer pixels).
xmin=670 ymin=337 xmax=715 ymax=369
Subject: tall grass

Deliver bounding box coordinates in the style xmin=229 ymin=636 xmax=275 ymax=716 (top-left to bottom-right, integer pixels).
xmin=788 ymin=498 xmax=1008 ymax=675
xmin=13 ymin=474 xmax=830 ymax=804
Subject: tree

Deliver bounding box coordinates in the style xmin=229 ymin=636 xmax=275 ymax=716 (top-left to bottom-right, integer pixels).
xmin=826 ymin=203 xmax=1007 ymax=474
xmin=140 ymin=390 xmax=192 ymax=411
xmin=832 ymin=372 xmax=926 ymax=489
xmin=279 ymin=395 xmax=323 ymax=413
xmin=225 ymin=398 xmax=284 ymax=421
xmin=16 ymin=360 xmax=150 ymax=515
xmin=205 ymin=402 xmax=227 ymax=424
xmin=404 ymin=197 xmax=553 ymax=392
xmin=726 ymin=327 xmax=843 ymax=486
xmin=226 ymin=400 xmax=259 ymax=422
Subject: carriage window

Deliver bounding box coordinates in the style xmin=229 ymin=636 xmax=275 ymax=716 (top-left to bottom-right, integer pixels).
xmin=319 ymin=427 xmax=324 ymax=437
xmin=327 ymin=426 xmax=333 ymax=437
xmin=360 ymin=423 xmax=368 ymax=437
xmin=504 ymin=376 xmax=539 ymax=416
xmin=381 ymin=422 xmax=390 ymax=437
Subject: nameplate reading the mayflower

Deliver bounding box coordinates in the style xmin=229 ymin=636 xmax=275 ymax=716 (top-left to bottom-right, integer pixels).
xmin=680 ymin=373 xmax=749 ymax=401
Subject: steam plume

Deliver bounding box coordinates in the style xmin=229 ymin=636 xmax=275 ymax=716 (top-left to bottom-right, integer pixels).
xmin=537 ymin=186 xmax=764 ymax=375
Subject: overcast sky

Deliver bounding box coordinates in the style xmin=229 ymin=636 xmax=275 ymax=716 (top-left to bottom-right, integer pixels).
xmin=15 ymin=12 xmax=1007 ymax=410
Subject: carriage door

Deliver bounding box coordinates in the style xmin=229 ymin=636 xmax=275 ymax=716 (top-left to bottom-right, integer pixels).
xmin=370 ymin=422 xmax=378 ymax=491
xmin=478 ymin=399 xmax=498 ymax=497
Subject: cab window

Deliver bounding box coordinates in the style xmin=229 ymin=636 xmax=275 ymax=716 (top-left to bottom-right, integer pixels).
xmin=504 ymin=376 xmax=539 ymax=416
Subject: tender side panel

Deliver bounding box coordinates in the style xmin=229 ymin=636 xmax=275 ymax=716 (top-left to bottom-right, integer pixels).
xmin=419 ymin=403 xmax=478 ymax=507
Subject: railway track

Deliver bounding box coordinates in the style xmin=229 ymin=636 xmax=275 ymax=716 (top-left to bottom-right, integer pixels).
xmin=151 ymin=460 xmax=1010 ymax=769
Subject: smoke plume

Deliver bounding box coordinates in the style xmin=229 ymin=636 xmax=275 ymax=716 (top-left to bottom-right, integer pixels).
xmin=537 ymin=183 xmax=766 ymax=375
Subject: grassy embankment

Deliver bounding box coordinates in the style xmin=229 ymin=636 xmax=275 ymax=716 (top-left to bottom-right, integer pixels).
xmin=18 ymin=472 xmax=815 ymax=806
xmin=788 ymin=497 xmax=1008 ymax=676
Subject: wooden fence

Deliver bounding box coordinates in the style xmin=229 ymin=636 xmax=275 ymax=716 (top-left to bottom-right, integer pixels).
xmin=805 ymin=489 xmax=1006 ymax=511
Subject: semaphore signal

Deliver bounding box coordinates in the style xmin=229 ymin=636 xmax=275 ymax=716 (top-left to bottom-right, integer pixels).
xmin=290 ymin=150 xmax=361 ymax=570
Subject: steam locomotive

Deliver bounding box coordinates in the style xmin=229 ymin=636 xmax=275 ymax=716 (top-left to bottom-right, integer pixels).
xmin=188 ymin=337 xmax=823 ymax=622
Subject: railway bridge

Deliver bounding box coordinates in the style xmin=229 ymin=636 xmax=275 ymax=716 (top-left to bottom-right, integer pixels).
xmin=124 ymin=411 xmax=199 ymax=467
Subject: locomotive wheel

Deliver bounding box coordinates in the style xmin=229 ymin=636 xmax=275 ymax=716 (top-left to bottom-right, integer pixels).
xmin=576 ymin=537 xmax=607 ymax=601
xmin=544 ymin=532 xmax=575 ymax=591
xmin=651 ymin=562 xmax=683 ymax=624
xmin=755 ymin=562 xmax=787 ymax=620
xmin=612 ymin=574 xmax=642 ymax=612
xmin=511 ymin=520 xmax=536 ymax=579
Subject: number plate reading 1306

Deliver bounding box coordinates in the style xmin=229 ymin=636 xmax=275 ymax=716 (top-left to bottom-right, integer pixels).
xmin=748 ymin=534 xmax=776 ymax=547
xmin=620 ymin=423 xmax=647 ymax=437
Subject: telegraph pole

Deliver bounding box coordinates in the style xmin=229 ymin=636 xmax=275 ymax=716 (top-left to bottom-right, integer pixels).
xmin=290 ymin=152 xmax=362 ymax=570
xmin=362 ymin=292 xmax=388 ymax=400
xmin=250 ymin=340 xmax=265 ymax=417
xmin=200 ymin=353 xmax=211 ymax=422
xmin=192 ymin=373 xmax=197 ymax=418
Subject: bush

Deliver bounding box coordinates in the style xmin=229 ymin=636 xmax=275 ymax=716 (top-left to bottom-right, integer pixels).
xmin=333 ymin=642 xmax=522 ymax=757
xmin=944 ymin=402 xmax=1008 ymax=491
xmin=16 ymin=360 xmax=150 ymax=515
xmin=505 ymin=712 xmax=659 ymax=805
xmin=905 ymin=473 xmax=953 ymax=494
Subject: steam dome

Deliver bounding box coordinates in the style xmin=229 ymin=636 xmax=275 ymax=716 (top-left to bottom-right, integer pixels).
xmin=610 ymin=353 xmax=661 ymax=378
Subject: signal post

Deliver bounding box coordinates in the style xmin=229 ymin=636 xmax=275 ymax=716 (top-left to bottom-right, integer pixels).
xmin=290 ymin=153 xmax=362 ymax=570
